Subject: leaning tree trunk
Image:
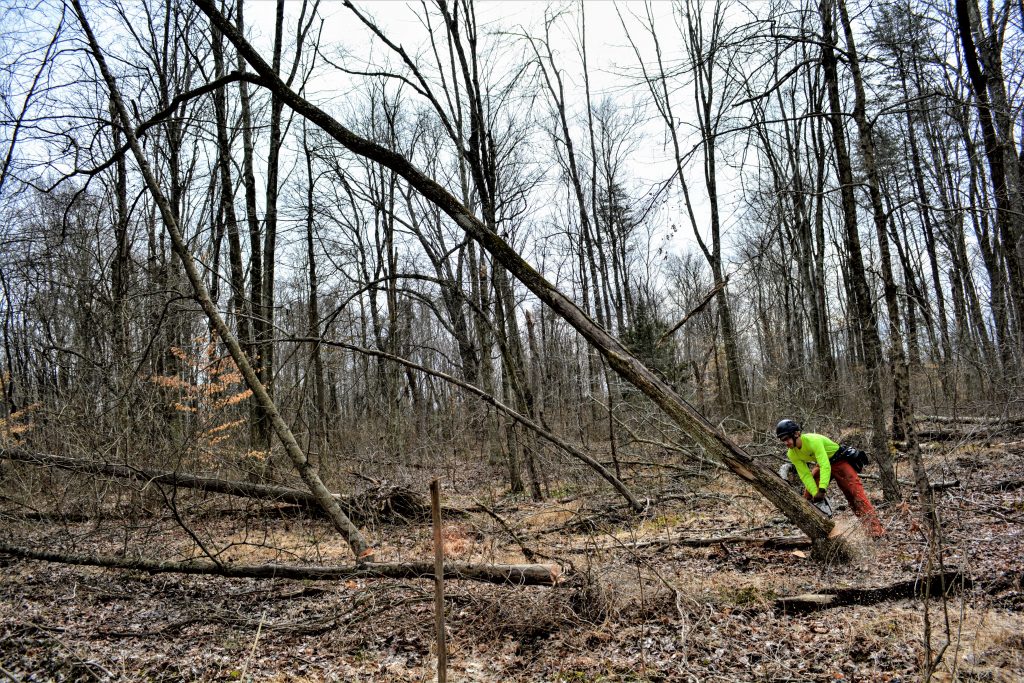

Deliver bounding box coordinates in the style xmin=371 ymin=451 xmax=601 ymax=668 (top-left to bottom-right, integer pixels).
xmin=196 ymin=0 xmax=851 ymax=559
xmin=73 ymin=0 xmax=373 ymax=562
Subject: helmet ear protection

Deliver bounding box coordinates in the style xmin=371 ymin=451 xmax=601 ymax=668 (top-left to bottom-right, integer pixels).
xmin=775 ymin=419 xmax=801 ymax=439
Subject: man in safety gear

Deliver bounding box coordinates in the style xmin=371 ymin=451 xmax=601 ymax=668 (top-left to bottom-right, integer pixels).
xmin=776 ymin=419 xmax=884 ymax=537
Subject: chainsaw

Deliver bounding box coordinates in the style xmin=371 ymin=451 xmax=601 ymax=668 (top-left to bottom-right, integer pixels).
xmin=778 ymin=462 xmax=834 ymax=518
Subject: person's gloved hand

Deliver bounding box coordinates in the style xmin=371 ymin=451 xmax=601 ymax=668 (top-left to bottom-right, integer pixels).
xmin=811 ymin=490 xmax=828 ymax=502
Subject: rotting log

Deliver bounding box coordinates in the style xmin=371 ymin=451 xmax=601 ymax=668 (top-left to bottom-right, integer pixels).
xmin=0 ymin=449 xmax=429 ymax=522
xmin=193 ymin=0 xmax=851 ymax=562
xmin=0 ymin=541 xmax=560 ymax=586
xmin=775 ymin=571 xmax=970 ymax=613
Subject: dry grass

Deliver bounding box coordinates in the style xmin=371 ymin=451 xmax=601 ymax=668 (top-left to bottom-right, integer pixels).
xmin=932 ymin=609 xmax=1024 ymax=682
xmin=518 ymin=499 xmax=585 ymax=530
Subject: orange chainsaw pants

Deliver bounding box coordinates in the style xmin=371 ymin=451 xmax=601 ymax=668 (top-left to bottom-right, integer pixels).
xmin=804 ymin=459 xmax=885 ymax=537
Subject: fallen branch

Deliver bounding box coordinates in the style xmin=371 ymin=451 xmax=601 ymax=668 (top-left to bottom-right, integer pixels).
xmin=858 ymin=474 xmax=960 ymax=492
xmin=981 ymin=479 xmax=1024 ymax=493
xmin=0 ymin=449 xmax=429 ymax=523
xmin=775 ymin=571 xmax=970 ymax=613
xmin=559 ymin=535 xmax=810 ymax=553
xmin=910 ymin=425 xmax=1024 ymax=443
xmin=474 ymin=501 xmax=537 ymax=562
xmin=656 ymin=277 xmax=729 ymax=347
xmin=0 ymin=541 xmax=561 ymax=586
xmin=924 ymin=479 xmax=961 ymax=492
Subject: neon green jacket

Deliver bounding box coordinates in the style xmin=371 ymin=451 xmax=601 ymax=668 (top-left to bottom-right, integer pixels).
xmin=786 ymin=433 xmax=840 ymax=496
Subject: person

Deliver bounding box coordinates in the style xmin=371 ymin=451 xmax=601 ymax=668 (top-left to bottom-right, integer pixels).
xmin=775 ymin=419 xmax=885 ymax=537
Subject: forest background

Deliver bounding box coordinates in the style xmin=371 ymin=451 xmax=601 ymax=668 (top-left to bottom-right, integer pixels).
xmin=0 ymin=0 xmax=1022 ymax=679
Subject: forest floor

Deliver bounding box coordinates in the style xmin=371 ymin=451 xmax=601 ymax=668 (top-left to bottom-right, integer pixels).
xmin=1 ymin=433 xmax=1023 ymax=682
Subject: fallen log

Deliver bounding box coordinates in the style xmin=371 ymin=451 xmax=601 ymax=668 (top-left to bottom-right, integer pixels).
xmin=775 ymin=571 xmax=970 ymax=613
xmin=560 ymin=535 xmax=810 ymax=553
xmin=913 ymin=429 xmax=973 ymax=442
xmin=911 ymin=425 xmax=1024 ymax=443
xmin=0 ymin=449 xmax=430 ymax=522
xmin=0 ymin=541 xmax=560 ymax=586
xmin=915 ymin=415 xmax=1024 ymax=426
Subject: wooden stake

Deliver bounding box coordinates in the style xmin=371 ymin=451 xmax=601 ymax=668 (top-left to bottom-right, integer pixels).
xmin=430 ymin=478 xmax=447 ymax=683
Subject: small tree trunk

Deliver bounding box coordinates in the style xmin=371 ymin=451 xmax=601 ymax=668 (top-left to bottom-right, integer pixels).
xmin=819 ymin=0 xmax=901 ymax=502
xmin=77 ymin=1 xmax=372 ymax=560
xmin=303 ymin=127 xmax=328 ymax=459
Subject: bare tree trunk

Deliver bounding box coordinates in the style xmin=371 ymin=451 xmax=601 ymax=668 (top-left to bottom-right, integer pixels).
xmin=529 ymin=22 xmax=606 ymax=426
xmin=211 ymin=25 xmax=250 ymax=369
xmin=236 ymin=0 xmax=262 ymax=450
xmin=899 ymin=54 xmax=953 ymax=371
xmin=956 ymin=0 xmax=1024 ymax=356
xmin=251 ymin=0 xmax=287 ymax=456
xmin=75 ymin=0 xmax=373 ymax=560
xmin=810 ymin=90 xmax=835 ymax=374
xmin=818 ymin=0 xmax=901 ymax=502
xmin=835 ymin=0 xmax=913 ymax=448
xmin=303 ymin=125 xmax=327 ymax=460
xmin=627 ymin=1 xmax=747 ymax=422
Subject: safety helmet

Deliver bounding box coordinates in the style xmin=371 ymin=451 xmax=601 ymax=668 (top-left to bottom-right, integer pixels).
xmin=775 ymin=419 xmax=801 ymax=439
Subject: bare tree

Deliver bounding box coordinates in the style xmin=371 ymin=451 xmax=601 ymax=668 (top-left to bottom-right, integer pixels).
xmin=817 ymin=0 xmax=901 ymax=502
xmin=622 ymin=0 xmax=750 ymax=423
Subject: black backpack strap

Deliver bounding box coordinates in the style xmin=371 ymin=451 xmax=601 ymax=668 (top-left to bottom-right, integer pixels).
xmin=832 ymin=445 xmax=852 ymax=461
xmin=833 ymin=445 xmax=868 ymax=473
